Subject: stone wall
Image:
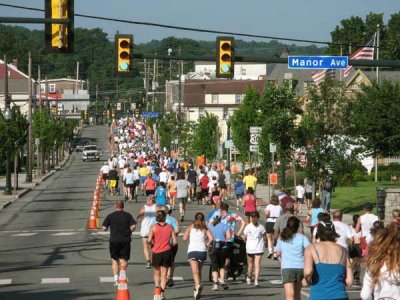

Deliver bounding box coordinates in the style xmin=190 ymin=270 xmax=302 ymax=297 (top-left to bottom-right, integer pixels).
xmin=384 ymin=188 xmax=400 ymax=224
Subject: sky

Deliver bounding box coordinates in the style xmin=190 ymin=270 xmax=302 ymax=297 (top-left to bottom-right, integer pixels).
xmin=1 ymin=0 xmax=399 ymax=46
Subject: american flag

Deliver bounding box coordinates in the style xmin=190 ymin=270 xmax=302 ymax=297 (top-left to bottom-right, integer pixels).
xmin=311 ymin=69 xmax=336 ymax=85
xmin=343 ymin=33 xmax=376 ymax=78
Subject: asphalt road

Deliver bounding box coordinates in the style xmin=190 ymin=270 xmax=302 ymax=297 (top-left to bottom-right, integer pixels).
xmin=0 ymin=125 xmax=363 ymax=300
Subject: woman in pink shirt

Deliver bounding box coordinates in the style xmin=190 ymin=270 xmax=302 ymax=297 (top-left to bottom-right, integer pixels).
xmin=243 ymin=187 xmax=257 ymax=223
xmin=148 ymin=210 xmax=178 ymax=299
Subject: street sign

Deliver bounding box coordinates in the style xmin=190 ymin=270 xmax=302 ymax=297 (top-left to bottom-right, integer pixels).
xmin=250 ymin=145 xmax=259 ymax=152
xmin=270 ymin=143 xmax=277 ymax=153
xmin=141 ymin=112 xmax=160 ymax=118
xmin=116 ymin=102 xmax=122 ymax=111
xmin=250 ymin=126 xmax=262 ymax=145
xmin=225 ymin=140 xmax=233 ymax=149
xmin=288 ymin=56 xmax=348 ymax=69
xmin=270 ymin=173 xmax=278 ymax=185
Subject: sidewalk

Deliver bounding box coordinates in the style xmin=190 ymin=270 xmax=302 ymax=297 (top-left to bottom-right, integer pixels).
xmin=0 ymin=152 xmax=70 ymax=210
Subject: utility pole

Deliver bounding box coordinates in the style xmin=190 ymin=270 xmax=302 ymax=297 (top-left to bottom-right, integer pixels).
xmin=75 ymin=61 xmax=79 ymax=95
xmin=38 ymin=65 xmax=42 ymax=110
xmin=26 ymin=52 xmax=33 ymax=183
xmin=37 ymin=65 xmax=41 ymax=176
xmin=96 ymin=84 xmax=98 ymax=125
xmin=375 ymin=25 xmax=380 ymax=183
xmin=3 ymin=54 xmax=12 ymax=195
xmin=152 ymin=57 xmax=157 ymax=111
xmin=178 ymin=47 xmax=182 ymax=124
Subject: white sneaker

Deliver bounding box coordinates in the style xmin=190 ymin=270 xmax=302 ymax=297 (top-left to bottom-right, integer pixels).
xmin=212 ymin=283 xmax=218 ymax=291
xmin=246 ymin=277 xmax=251 ymax=285
xmin=254 ymin=280 xmax=259 ymax=287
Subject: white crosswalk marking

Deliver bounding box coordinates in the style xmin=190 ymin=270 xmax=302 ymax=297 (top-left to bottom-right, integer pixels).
xmin=13 ymin=233 xmax=38 ymax=237
xmin=52 ymin=232 xmax=77 ymax=236
xmin=269 ymin=279 xmax=283 ymax=285
xmin=41 ymin=278 xmax=70 ymax=284
xmin=99 ymin=277 xmax=115 ymax=283
xmin=0 ymin=279 xmax=12 ymax=285
xmin=172 ymin=276 xmax=184 ymax=281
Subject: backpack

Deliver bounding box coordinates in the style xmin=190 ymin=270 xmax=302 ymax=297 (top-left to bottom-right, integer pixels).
xmin=323 ymin=180 xmax=332 ymax=190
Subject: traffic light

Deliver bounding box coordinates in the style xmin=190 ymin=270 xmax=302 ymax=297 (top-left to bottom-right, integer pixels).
xmin=115 ymin=34 xmax=133 ymax=74
xmin=84 ymin=110 xmax=88 ymax=120
xmin=45 ymin=0 xmax=74 ymax=53
xmin=111 ymin=108 xmax=116 ymax=118
xmin=106 ymin=109 xmax=111 ymax=119
xmin=51 ymin=105 xmax=58 ymax=116
xmin=134 ymin=108 xmax=140 ymax=118
xmin=216 ymin=36 xmax=234 ymax=79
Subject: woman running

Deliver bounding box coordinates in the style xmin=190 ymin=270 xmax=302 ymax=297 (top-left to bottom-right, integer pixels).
xmin=167 ymin=175 xmax=177 ymax=209
xmin=264 ymin=195 xmax=283 ymax=258
xmin=243 ymin=187 xmax=257 ymax=224
xmin=183 ymin=212 xmax=214 ymax=299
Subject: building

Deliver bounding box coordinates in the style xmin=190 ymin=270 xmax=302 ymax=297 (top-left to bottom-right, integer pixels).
xmin=184 ymin=79 xmax=265 ymax=156
xmin=194 ymin=61 xmax=267 ymax=80
xmin=36 ymin=78 xmax=90 ymax=115
xmin=0 ymin=59 xmax=35 ymax=115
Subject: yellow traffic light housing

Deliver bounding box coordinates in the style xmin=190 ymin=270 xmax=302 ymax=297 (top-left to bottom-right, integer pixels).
xmin=216 ymin=36 xmax=234 ymax=79
xmin=106 ymin=109 xmax=111 ymax=119
xmin=111 ymin=108 xmax=116 ymax=118
xmin=84 ymin=110 xmax=88 ymax=120
xmin=116 ymin=34 xmax=133 ymax=74
xmin=134 ymin=108 xmax=140 ymax=118
xmin=52 ymin=105 xmax=58 ymax=116
xmin=45 ymin=0 xmax=74 ymax=53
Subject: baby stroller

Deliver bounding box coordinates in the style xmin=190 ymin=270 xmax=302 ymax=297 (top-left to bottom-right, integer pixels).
xmin=209 ymin=236 xmax=247 ymax=281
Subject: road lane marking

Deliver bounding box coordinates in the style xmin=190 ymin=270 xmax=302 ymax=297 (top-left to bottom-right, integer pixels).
xmin=269 ymin=279 xmax=283 ymax=285
xmin=52 ymin=232 xmax=77 ymax=236
xmin=0 ymin=279 xmax=12 ymax=285
xmin=12 ymin=233 xmax=38 ymax=237
xmin=172 ymin=276 xmax=184 ymax=281
xmin=99 ymin=277 xmax=115 ymax=283
xmin=41 ymin=278 xmax=70 ymax=284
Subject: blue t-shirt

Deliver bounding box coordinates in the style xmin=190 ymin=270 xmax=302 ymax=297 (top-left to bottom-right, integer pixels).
xmin=276 ymin=233 xmax=310 ymax=269
xmin=209 ymin=222 xmax=229 ymax=241
xmin=206 ymin=208 xmax=219 ymax=222
xmin=233 ymin=180 xmax=245 ymax=195
xmin=311 ymin=208 xmax=324 ymax=226
xmin=155 ymin=187 xmax=167 ymax=205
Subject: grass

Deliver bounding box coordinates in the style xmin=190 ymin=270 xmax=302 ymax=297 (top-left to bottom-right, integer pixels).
xmin=331 ymin=181 xmax=399 ymax=215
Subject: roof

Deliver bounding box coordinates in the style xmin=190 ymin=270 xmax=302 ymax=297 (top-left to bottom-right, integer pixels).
xmin=0 ymin=59 xmax=32 ymax=81
xmin=38 ymin=78 xmax=86 ymax=83
xmin=183 ymin=79 xmax=265 ymax=107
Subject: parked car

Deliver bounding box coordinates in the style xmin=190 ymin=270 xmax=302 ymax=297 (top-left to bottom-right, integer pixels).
xmin=82 ymin=145 xmax=100 ymax=161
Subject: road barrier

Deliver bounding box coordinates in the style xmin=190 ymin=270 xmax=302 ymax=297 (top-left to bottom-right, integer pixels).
xmin=116 ymin=265 xmax=130 ymax=300
xmin=87 ymin=172 xmax=103 ymax=229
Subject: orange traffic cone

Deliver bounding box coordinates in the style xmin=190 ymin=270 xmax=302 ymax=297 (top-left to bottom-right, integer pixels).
xmin=87 ymin=209 xmax=98 ymax=229
xmin=153 ymin=287 xmax=162 ymax=300
xmin=116 ymin=266 xmax=130 ymax=300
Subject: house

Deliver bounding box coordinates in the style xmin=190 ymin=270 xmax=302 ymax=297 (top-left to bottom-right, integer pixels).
xmin=0 ymin=59 xmax=35 ymax=115
xmin=184 ymin=79 xmax=266 ymax=156
xmin=194 ymin=61 xmax=267 ymax=80
xmin=36 ymin=78 xmax=90 ymax=115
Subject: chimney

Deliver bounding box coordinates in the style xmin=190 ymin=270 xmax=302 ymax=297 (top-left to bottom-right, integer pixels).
xmin=12 ymin=59 xmax=18 ymax=69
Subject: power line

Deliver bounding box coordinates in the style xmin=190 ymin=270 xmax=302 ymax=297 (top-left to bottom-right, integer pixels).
xmin=0 ymin=2 xmax=343 ymax=47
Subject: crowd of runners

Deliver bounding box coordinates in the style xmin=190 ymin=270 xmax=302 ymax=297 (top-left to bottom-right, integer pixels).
xmin=101 ymin=116 xmax=400 ymax=300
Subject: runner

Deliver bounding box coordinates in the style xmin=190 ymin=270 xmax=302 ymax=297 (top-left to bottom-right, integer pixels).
xmin=144 ymin=173 xmax=157 ymax=197
xmin=233 ymin=175 xmax=245 ymax=211
xmin=100 ymin=162 xmax=110 ymax=189
xmin=264 ymin=195 xmax=283 ymax=258
xmin=183 ymin=212 xmax=214 ymax=300
xmin=167 ymin=175 xmax=177 ymax=209
xmin=136 ymin=195 xmax=157 ymax=269
xmin=176 ymin=172 xmax=190 ymax=222
xmin=147 ymin=210 xmax=178 ymax=300
xmin=139 ymin=163 xmax=150 ymax=194
xmin=243 ymin=212 xmax=266 ymax=287
xmin=102 ymin=200 xmax=137 ymax=285
xmin=187 ymin=164 xmax=198 ymax=202
xmin=123 ymin=167 xmax=135 ymax=201
xmin=108 ymin=166 xmax=119 ymax=196
xmin=223 ymin=166 xmax=232 ymax=200
xmin=355 ymin=202 xmax=379 ymax=257
xmin=164 ymin=206 xmax=181 ymax=288
xmin=155 ymin=182 xmax=168 ymax=210
xmin=243 ymin=187 xmax=257 ymax=224
xmin=243 ymin=170 xmax=257 ymax=192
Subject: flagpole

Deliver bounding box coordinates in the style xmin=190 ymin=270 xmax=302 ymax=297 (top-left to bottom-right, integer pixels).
xmin=375 ymin=26 xmax=380 ymax=183
xmin=339 ymin=45 xmax=343 ymax=82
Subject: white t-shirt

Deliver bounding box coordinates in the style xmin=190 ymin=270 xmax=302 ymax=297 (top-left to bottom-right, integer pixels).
xmin=100 ymin=165 xmax=110 ymax=174
xmin=264 ymin=204 xmax=283 ymax=222
xmin=361 ymin=264 xmax=400 ymax=300
xmin=188 ymin=227 xmax=207 ymax=253
xmin=296 ymin=185 xmax=305 ymax=198
xmin=360 ymin=213 xmax=379 ymax=240
xmin=333 ymin=220 xmax=354 ymax=249
xmin=159 ymin=171 xmax=168 ymax=183
xmin=243 ymin=223 xmax=266 ymax=254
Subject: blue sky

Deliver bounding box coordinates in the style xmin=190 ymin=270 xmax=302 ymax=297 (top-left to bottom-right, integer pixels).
xmin=1 ymin=0 xmax=399 ymax=45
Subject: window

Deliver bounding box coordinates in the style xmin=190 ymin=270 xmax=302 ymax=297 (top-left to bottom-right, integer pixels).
xmin=235 ymin=94 xmax=243 ymax=104
xmin=211 ymin=94 xmax=219 ymax=104
xmin=199 ymin=107 xmax=205 ymax=119
xmin=40 ymin=84 xmax=46 ymax=93
xmin=223 ymin=107 xmax=228 ymax=119
xmin=241 ymin=68 xmax=246 ymax=75
xmin=49 ymin=84 xmax=56 ymax=94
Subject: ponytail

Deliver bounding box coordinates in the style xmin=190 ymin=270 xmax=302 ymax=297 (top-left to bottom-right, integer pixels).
xmin=280 ymin=216 xmax=300 ymax=241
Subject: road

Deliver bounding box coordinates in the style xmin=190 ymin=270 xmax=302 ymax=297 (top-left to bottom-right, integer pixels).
xmin=0 ymin=125 xmax=363 ymax=300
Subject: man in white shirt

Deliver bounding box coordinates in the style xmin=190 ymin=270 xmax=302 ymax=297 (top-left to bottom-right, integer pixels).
xmin=159 ymin=168 xmax=168 ymax=184
xmin=332 ymin=210 xmax=354 ymax=250
xmin=100 ymin=162 xmax=111 ymax=189
xmin=295 ymin=183 xmax=306 ymax=214
xmin=207 ymin=166 xmax=219 ymax=181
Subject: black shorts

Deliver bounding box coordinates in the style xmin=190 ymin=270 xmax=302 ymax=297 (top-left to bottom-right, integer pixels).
xmin=152 ymin=249 xmax=173 ymax=268
xmin=126 ymin=183 xmax=134 ymax=188
xmin=219 ymin=184 xmax=227 ymax=189
xmin=146 ymin=189 xmax=155 ymax=196
xmin=265 ymin=221 xmax=275 ymax=234
xmin=102 ymin=173 xmax=109 ymax=181
xmin=296 ymin=197 xmax=304 ymax=204
xmin=209 ymin=249 xmax=227 ymax=272
xmin=305 ymin=192 xmax=312 ymax=200
xmin=245 ymin=211 xmax=256 ymax=217
xmin=109 ymin=241 xmax=131 ymax=260
xmin=171 ymin=244 xmax=178 ymax=262
xmin=201 ymin=189 xmax=208 ymax=198
xmin=177 ymin=198 xmax=187 ymax=206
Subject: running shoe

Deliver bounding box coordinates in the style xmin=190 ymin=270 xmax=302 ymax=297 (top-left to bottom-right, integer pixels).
xmin=220 ymin=283 xmax=229 ymax=290
xmin=267 ymin=252 xmax=273 ymax=259
xmin=194 ymin=285 xmax=202 ymax=299
xmin=246 ymin=277 xmax=251 ymax=285
xmin=212 ymin=283 xmax=218 ymax=291
xmin=167 ymin=278 xmax=174 ymax=287
xmin=254 ymin=280 xmax=259 ymax=287
xmin=146 ymin=261 xmax=151 ymax=269
xmin=180 ymin=216 xmax=184 ymax=222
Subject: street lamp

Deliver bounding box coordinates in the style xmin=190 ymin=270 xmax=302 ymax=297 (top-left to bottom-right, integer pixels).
xmin=3 ymin=107 xmax=12 ymax=195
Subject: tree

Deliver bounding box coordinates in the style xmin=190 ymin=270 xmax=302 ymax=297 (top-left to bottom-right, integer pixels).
xmin=230 ymin=86 xmax=262 ymax=162
xmin=298 ymin=78 xmax=353 ymax=185
xmin=350 ymin=79 xmax=400 ymax=158
xmin=386 ymin=12 xmax=400 ymax=59
xmin=192 ymin=112 xmax=220 ymax=161
xmin=259 ymin=81 xmax=302 ymax=187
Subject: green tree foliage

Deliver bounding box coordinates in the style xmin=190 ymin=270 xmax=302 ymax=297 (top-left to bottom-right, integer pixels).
xmin=259 ymin=81 xmax=302 ymax=186
xmin=386 ymin=12 xmax=400 ymax=59
xmin=192 ymin=112 xmax=219 ymax=160
xmin=298 ymin=78 xmax=352 ymax=183
xmin=350 ymin=79 xmax=400 ymax=157
xmin=0 ymin=107 xmax=28 ymax=159
xmin=230 ymin=86 xmax=262 ymax=161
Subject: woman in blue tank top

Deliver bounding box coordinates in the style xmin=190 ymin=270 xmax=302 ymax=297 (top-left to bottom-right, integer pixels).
xmin=303 ymin=221 xmax=353 ymax=300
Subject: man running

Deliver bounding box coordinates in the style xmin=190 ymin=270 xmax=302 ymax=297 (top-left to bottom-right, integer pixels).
xmin=102 ymin=200 xmax=137 ymax=285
